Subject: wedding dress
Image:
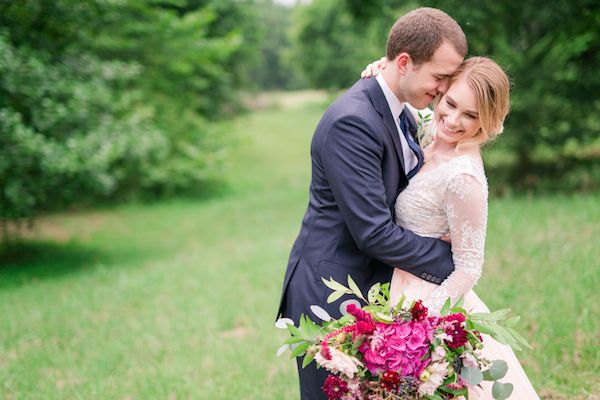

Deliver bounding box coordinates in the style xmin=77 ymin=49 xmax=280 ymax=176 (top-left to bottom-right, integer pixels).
xmin=390 ymin=154 xmax=539 ymax=399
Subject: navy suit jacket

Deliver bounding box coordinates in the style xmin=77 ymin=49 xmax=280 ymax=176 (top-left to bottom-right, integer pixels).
xmin=278 ymin=77 xmax=454 ymax=323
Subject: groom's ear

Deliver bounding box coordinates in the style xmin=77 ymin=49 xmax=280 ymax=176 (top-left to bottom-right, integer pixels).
xmin=396 ymin=53 xmax=410 ymax=75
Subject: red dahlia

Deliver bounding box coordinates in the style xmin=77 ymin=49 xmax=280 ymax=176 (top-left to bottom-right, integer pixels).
xmin=322 ymin=375 xmax=349 ymax=400
xmin=380 ymin=370 xmax=401 ymax=393
xmin=444 ymin=313 xmax=468 ymax=349
xmin=410 ymin=300 xmax=429 ymax=322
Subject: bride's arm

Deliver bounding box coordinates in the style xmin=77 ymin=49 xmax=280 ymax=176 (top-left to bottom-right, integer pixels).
xmin=423 ymin=172 xmax=488 ymax=314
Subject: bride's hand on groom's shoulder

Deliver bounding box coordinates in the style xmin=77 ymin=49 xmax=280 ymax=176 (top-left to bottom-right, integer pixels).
xmin=360 ymin=56 xmax=388 ymax=78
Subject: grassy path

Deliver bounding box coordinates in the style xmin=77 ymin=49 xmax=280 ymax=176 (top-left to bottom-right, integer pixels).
xmin=0 ymin=94 xmax=598 ymax=399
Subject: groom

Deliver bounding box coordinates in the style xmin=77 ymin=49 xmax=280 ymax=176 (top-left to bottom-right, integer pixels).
xmin=277 ymin=8 xmax=467 ymax=399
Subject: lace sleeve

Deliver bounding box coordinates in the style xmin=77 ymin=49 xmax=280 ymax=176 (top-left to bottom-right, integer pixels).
xmin=423 ymin=172 xmax=488 ymax=314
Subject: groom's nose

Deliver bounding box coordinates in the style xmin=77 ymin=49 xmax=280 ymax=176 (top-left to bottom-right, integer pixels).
xmin=437 ymin=78 xmax=450 ymax=94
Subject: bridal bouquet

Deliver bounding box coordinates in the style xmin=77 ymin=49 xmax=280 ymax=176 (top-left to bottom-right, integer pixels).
xmin=276 ymin=276 xmax=531 ymax=400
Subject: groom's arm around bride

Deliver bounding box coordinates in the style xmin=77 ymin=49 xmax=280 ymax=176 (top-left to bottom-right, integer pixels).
xmin=277 ymin=7 xmax=468 ymax=400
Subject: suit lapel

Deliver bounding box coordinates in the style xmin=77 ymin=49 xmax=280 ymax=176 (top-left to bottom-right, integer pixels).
xmin=363 ymin=78 xmax=405 ymax=172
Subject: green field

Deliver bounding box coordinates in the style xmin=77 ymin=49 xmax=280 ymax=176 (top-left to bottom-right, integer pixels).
xmin=1 ymin=93 xmax=598 ymax=399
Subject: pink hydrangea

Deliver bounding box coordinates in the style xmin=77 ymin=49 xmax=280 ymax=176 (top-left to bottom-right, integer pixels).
xmin=360 ymin=321 xmax=432 ymax=378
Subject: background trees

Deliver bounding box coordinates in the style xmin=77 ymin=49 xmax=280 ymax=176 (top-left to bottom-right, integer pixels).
xmin=0 ymin=0 xmax=261 ymax=231
xmin=1 ymin=0 xmax=598 ymax=235
xmin=287 ymin=0 xmax=600 ymax=194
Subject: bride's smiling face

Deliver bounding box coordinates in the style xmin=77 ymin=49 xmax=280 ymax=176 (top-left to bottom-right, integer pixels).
xmin=434 ymin=77 xmax=482 ymax=145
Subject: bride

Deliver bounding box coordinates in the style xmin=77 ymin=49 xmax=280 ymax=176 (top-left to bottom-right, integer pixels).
xmin=363 ymin=56 xmax=539 ymax=399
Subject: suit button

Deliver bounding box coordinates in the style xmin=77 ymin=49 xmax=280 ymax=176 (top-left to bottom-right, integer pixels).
xmin=421 ymin=272 xmax=427 ymax=278
xmin=426 ymin=274 xmax=432 ymax=281
xmin=435 ymin=278 xmax=441 ymax=284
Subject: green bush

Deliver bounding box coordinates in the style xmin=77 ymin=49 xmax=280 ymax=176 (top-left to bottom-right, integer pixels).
xmin=0 ymin=0 xmax=262 ymax=234
xmin=0 ymin=35 xmax=221 ymax=223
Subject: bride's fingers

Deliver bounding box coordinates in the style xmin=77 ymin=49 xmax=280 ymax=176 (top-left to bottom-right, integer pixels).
xmin=361 ymin=63 xmax=374 ymax=78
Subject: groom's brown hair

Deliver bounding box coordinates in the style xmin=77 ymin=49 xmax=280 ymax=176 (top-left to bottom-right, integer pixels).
xmin=386 ymin=7 xmax=467 ymax=65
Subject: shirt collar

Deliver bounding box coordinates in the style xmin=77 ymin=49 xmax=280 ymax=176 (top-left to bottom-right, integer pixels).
xmin=376 ymin=74 xmax=404 ymax=121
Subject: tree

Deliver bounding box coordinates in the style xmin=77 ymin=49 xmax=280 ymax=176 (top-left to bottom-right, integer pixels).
xmin=0 ymin=0 xmax=263 ymax=238
xmin=289 ymin=0 xmax=600 ymax=192
xmin=289 ymin=0 xmax=396 ymax=89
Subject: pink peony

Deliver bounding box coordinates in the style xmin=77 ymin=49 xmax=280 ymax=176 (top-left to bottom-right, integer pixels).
xmin=315 ymin=348 xmax=362 ymax=378
xmin=461 ymin=352 xmax=478 ymax=369
xmin=361 ymin=321 xmax=432 ymax=378
xmin=418 ymin=361 xmax=449 ymax=396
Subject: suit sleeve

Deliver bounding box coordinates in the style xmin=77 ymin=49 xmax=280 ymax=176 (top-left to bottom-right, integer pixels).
xmin=320 ymin=115 xmax=454 ymax=282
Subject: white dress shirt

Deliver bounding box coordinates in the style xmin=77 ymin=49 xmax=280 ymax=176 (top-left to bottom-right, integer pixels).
xmin=375 ymin=74 xmax=418 ymax=173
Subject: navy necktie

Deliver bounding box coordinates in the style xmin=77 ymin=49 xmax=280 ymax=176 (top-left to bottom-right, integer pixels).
xmin=399 ymin=108 xmax=424 ymax=179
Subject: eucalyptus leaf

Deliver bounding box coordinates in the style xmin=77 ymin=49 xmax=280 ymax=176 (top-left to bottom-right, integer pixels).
xmin=352 ymin=335 xmax=364 ymax=352
xmin=486 ymin=308 xmax=512 ymax=321
xmin=507 ymin=326 xmax=533 ymax=350
xmin=454 ymin=295 xmax=464 ymax=308
xmin=347 ymin=275 xmax=365 ymax=301
xmin=440 ymin=298 xmax=452 ymax=316
xmin=493 ymin=325 xmax=523 ymax=351
xmin=367 ymin=282 xmax=381 ymax=304
xmin=290 ymin=342 xmax=309 ymax=358
xmin=321 ymin=277 xmax=349 ymax=292
xmin=395 ymin=293 xmax=406 ymax=309
xmin=287 ymin=323 xmax=302 ymax=338
xmin=327 ymin=290 xmax=346 ymax=304
xmin=274 ymin=317 xmax=294 ymax=329
xmin=472 ymin=309 xmax=512 ymax=322
xmin=471 ymin=321 xmax=498 ymax=336
xmin=375 ymin=312 xmax=394 ymax=323
xmin=306 ymin=319 xmax=324 ymax=339
xmin=285 ymin=336 xmax=308 ymax=345
xmin=485 ymin=360 xmax=508 ymax=380
xmin=276 ymin=344 xmax=289 ymax=357
xmin=461 ymin=366 xmax=483 ymax=386
xmin=492 ymin=381 xmax=513 ymax=400
xmin=302 ymin=352 xmax=315 ymax=368
xmin=450 ymin=306 xmax=468 ymax=315
xmin=310 ymin=305 xmax=332 ymax=322
xmin=470 ymin=312 xmax=493 ymax=320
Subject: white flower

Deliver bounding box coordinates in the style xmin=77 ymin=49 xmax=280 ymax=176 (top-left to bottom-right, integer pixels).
xmin=436 ymin=332 xmax=452 ymax=342
xmin=431 ymin=345 xmax=446 ymax=362
xmin=462 ymin=352 xmax=478 ymax=369
xmin=314 ymin=348 xmax=362 ymax=378
xmin=418 ymin=361 xmax=449 ymax=396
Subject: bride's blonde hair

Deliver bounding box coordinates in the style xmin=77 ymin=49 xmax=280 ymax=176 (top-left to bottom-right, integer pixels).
xmin=448 ymin=57 xmax=510 ymax=149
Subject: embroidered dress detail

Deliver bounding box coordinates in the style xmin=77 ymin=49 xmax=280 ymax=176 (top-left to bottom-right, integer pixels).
xmin=394 ymin=155 xmax=488 ymax=313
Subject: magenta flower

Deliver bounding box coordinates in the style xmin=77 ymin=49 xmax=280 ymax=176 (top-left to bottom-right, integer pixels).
xmin=322 ymin=374 xmax=349 ymax=400
xmin=361 ymin=321 xmax=432 ymax=378
xmin=443 ymin=313 xmax=468 ymax=350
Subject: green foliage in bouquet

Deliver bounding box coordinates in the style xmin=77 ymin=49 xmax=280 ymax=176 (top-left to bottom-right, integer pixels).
xmin=277 ymin=276 xmax=532 ymax=399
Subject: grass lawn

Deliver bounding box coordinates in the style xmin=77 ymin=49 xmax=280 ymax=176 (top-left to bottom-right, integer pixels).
xmin=1 ymin=93 xmax=598 ymax=399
